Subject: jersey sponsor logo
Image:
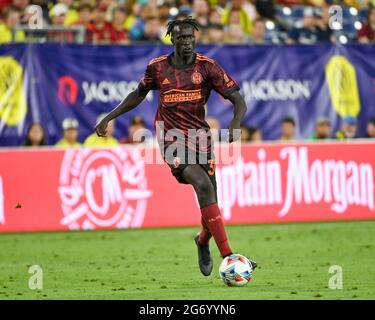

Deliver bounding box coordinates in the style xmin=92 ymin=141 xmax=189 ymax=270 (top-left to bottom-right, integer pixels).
xmin=162 ymin=89 xmax=203 ymax=103
xmin=58 ymin=75 xmax=79 ymax=105
xmin=162 ymin=78 xmax=171 ymax=85
xmin=191 ymin=71 xmax=203 ymax=84
xmin=58 ymin=148 xmax=152 ymax=230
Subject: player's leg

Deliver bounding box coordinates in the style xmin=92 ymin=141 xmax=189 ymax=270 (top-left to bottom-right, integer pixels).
xmin=199 ymin=216 xmax=212 ymax=245
xmin=182 ymin=164 xmax=233 ymax=258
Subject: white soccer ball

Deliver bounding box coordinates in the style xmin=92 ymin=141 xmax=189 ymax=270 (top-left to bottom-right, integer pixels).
xmin=219 ymin=254 xmax=254 ymax=287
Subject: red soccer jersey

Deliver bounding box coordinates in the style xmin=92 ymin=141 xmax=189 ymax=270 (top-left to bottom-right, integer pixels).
xmin=138 ymin=53 xmax=239 ymax=153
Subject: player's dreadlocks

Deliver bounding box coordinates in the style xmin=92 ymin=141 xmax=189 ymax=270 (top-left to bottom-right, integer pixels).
xmin=166 ymin=17 xmax=200 ymax=37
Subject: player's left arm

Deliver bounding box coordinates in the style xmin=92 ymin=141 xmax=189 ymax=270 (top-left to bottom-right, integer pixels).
xmin=226 ymin=90 xmax=247 ymax=143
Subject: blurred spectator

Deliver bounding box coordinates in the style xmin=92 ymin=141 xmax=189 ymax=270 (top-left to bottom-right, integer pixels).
xmin=208 ymin=8 xmax=222 ymax=25
xmin=70 ymin=3 xmax=95 ymax=42
xmin=48 ymin=3 xmax=74 ymax=42
xmin=193 ymin=0 xmax=210 ymax=30
xmin=276 ymin=0 xmax=300 ymax=6
xmin=129 ymin=4 xmax=160 ymax=42
xmin=314 ymin=4 xmax=335 ymax=43
xmin=222 ymin=0 xmax=254 ymax=35
xmin=58 ymin=0 xmax=78 ymax=26
xmin=177 ymin=0 xmax=193 ymax=18
xmin=239 ymin=0 xmax=257 ymax=21
xmin=311 ymin=117 xmax=331 ymax=140
xmin=0 ymin=1 xmax=12 ymax=14
xmin=130 ymin=15 xmax=162 ymax=42
xmin=80 ymin=0 xmax=97 ymax=5
xmin=158 ymin=1 xmax=172 ymax=44
xmin=84 ymin=113 xmax=120 ymax=146
xmin=344 ymin=0 xmax=371 ymax=10
xmin=121 ymin=115 xmax=151 ymax=144
xmin=109 ymin=6 xmax=129 ymax=43
xmin=255 ymin=0 xmax=275 ymax=20
xmin=0 ymin=6 xmax=25 ymax=44
xmin=335 ymin=116 xmax=358 ymax=139
xmin=142 ymin=16 xmax=162 ymax=42
xmin=240 ymin=125 xmax=251 ymax=142
xmin=358 ymin=6 xmax=375 ymax=43
xmin=204 ymin=23 xmax=225 ymax=43
xmin=211 ymin=0 xmax=227 ymax=11
xmin=92 ymin=2 xmax=112 ymax=44
xmin=225 ymin=23 xmax=246 ymax=43
xmin=56 ymin=117 xmax=82 ymax=147
xmin=248 ymin=18 xmax=266 ymax=43
xmin=12 ymin=0 xmax=28 ymax=19
xmin=286 ymin=7 xmax=320 ymax=44
xmin=23 ymin=122 xmax=47 ymax=147
xmin=279 ymin=117 xmax=296 ymax=141
xmin=365 ymin=117 xmax=375 ymax=138
xmin=248 ymin=126 xmax=263 ymax=141
xmin=131 ymin=115 xmax=145 ymax=126
xmin=242 ymin=125 xmax=263 ymax=142
xmin=206 ymin=116 xmax=221 ymax=142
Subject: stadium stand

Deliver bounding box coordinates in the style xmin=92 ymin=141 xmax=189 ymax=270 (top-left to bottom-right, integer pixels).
xmin=0 ymin=0 xmax=373 ymax=44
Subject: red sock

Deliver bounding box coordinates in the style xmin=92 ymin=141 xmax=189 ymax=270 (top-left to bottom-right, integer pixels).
xmin=199 ymin=217 xmax=212 ymax=245
xmin=201 ymin=203 xmax=232 ymax=257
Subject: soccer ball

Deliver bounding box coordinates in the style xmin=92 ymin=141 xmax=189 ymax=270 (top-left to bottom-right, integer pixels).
xmin=219 ymin=254 xmax=254 ymax=287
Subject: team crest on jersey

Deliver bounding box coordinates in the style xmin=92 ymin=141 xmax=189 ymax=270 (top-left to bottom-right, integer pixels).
xmin=191 ymin=71 xmax=203 ymax=84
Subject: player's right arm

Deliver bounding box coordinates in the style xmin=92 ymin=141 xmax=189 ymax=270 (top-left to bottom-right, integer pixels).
xmin=95 ymin=89 xmax=149 ymax=136
xmin=96 ymin=62 xmax=157 ymax=137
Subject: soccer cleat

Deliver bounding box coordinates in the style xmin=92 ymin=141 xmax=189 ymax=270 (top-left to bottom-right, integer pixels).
xmin=249 ymin=259 xmax=257 ymax=270
xmin=194 ymin=234 xmax=213 ymax=276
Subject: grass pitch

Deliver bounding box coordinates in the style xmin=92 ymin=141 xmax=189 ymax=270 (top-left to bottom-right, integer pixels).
xmin=0 ymin=220 xmax=374 ymax=300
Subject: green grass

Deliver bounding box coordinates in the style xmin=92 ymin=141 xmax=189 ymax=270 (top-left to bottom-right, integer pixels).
xmin=0 ymin=220 xmax=374 ymax=300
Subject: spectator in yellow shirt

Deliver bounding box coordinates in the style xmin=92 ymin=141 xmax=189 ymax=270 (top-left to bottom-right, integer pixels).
xmin=84 ymin=113 xmax=119 ymax=147
xmin=0 ymin=6 xmax=25 ymax=44
xmin=221 ymin=0 xmax=254 ymax=35
xmin=56 ymin=117 xmax=82 ymax=147
xmin=54 ymin=0 xmax=78 ymax=25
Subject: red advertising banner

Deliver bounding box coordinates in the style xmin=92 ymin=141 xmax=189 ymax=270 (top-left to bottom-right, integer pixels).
xmin=0 ymin=142 xmax=374 ymax=233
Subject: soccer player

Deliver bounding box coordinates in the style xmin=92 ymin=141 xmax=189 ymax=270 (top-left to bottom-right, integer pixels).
xmin=95 ymin=17 xmax=256 ymax=276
